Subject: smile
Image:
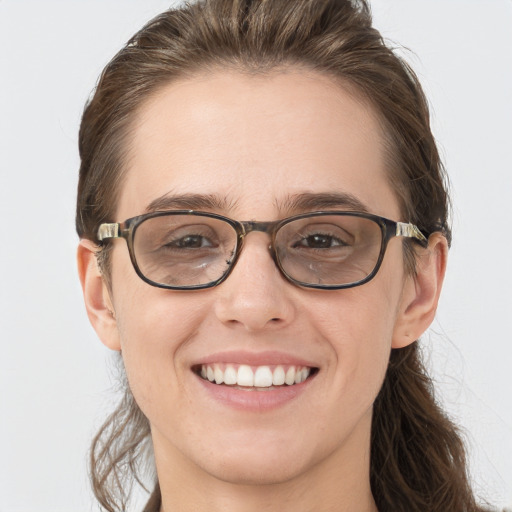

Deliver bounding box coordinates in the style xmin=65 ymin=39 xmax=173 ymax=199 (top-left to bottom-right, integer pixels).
xmin=196 ymin=364 xmax=317 ymax=389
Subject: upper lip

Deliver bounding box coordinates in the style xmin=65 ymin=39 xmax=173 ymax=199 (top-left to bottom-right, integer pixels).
xmin=192 ymin=350 xmax=319 ymax=368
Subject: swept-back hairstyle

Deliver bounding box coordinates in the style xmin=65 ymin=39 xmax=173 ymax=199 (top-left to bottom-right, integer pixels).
xmin=76 ymin=1 xmax=488 ymax=511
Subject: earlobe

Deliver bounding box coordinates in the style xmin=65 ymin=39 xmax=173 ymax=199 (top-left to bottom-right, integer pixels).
xmin=77 ymin=240 xmax=121 ymax=351
xmin=392 ymin=233 xmax=448 ymax=349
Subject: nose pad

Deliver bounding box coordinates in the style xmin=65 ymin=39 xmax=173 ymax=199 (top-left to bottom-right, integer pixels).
xmin=213 ymin=235 xmax=296 ymax=331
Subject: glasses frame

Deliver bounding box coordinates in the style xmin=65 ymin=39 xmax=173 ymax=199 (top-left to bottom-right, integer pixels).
xmin=97 ymin=210 xmax=428 ymax=290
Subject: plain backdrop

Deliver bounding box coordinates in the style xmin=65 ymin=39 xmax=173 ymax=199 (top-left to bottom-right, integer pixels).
xmin=1 ymin=1 xmax=511 ymax=510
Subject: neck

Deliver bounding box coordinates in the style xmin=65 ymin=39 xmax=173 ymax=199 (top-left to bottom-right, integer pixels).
xmin=153 ymin=415 xmax=378 ymax=512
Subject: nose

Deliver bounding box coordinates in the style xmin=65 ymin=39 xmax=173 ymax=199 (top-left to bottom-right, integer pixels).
xmin=213 ymin=233 xmax=296 ymax=332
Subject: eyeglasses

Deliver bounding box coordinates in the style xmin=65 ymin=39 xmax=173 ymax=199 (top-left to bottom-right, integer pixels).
xmin=97 ymin=210 xmax=428 ymax=290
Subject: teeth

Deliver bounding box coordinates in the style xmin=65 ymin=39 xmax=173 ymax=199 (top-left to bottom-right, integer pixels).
xmin=254 ymin=366 xmax=273 ymax=387
xmin=224 ymin=365 xmax=237 ymax=385
xmin=285 ymin=367 xmax=296 ymax=386
xmin=272 ymin=366 xmax=285 ymax=386
xmin=214 ymin=365 xmax=224 ymax=384
xmin=237 ymin=365 xmax=254 ymax=387
xmin=198 ymin=364 xmax=313 ymax=388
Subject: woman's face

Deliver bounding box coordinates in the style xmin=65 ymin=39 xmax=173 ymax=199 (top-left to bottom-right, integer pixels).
xmin=101 ymin=69 xmax=419 ymax=485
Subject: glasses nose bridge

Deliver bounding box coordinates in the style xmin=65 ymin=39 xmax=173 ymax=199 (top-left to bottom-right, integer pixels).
xmin=235 ymin=220 xmax=280 ymax=267
xmin=239 ymin=220 xmax=277 ymax=237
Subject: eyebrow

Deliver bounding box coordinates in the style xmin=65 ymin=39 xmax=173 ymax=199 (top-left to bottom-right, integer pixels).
xmin=277 ymin=192 xmax=370 ymax=214
xmin=144 ymin=193 xmax=236 ymax=214
xmin=143 ymin=191 xmax=369 ymax=216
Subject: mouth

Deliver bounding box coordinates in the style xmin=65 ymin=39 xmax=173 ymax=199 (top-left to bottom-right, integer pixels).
xmin=193 ymin=363 xmax=319 ymax=390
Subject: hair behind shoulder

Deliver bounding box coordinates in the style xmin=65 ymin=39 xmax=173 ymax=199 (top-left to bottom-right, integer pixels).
xmin=78 ymin=1 xmax=489 ymax=511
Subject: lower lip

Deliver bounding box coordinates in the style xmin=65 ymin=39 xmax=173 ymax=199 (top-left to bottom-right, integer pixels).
xmin=194 ymin=373 xmax=316 ymax=411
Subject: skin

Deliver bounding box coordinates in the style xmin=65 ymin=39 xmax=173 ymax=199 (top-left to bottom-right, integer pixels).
xmin=78 ymin=69 xmax=447 ymax=512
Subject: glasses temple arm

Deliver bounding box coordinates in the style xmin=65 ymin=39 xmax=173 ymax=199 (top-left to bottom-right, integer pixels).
xmin=97 ymin=223 xmax=120 ymax=241
xmin=395 ymin=222 xmax=428 ymax=245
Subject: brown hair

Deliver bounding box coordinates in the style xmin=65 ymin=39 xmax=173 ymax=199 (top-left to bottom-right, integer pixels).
xmin=76 ymin=1 xmax=488 ymax=511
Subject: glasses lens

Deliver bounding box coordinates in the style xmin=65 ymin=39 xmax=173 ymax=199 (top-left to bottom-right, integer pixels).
xmin=275 ymin=214 xmax=383 ymax=287
xmin=133 ymin=214 xmax=237 ymax=288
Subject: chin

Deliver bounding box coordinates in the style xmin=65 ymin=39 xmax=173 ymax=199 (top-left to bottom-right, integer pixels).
xmin=202 ymin=455 xmax=308 ymax=486
xmin=190 ymin=431 xmax=319 ymax=486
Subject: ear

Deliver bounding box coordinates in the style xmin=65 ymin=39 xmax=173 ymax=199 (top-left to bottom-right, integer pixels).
xmin=77 ymin=240 xmax=121 ymax=351
xmin=392 ymin=233 xmax=448 ymax=348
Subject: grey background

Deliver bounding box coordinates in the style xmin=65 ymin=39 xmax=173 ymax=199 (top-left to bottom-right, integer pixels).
xmin=1 ymin=1 xmax=511 ymax=510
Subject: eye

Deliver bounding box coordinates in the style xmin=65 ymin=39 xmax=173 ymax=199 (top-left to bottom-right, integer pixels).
xmin=168 ymin=234 xmax=214 ymax=249
xmin=154 ymin=223 xmax=221 ymax=251
xmin=294 ymin=233 xmax=348 ymax=249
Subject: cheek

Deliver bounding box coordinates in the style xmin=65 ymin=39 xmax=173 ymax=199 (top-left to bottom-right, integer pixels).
xmin=114 ymin=293 xmax=214 ymax=430
xmin=109 ymin=251 xmax=211 ymax=406
xmin=307 ymin=272 xmax=403 ymax=414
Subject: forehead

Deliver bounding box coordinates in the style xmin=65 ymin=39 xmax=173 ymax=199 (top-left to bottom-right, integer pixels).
xmin=118 ymin=69 xmax=399 ymax=220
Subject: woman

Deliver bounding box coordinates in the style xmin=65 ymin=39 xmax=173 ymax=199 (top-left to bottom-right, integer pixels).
xmin=76 ymin=0 xmax=493 ymax=510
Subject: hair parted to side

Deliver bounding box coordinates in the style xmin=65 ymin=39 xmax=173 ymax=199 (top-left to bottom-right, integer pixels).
xmin=76 ymin=1 xmax=487 ymax=511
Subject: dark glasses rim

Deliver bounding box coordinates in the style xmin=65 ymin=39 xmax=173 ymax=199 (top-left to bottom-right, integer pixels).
xmin=96 ymin=210 xmax=429 ymax=290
